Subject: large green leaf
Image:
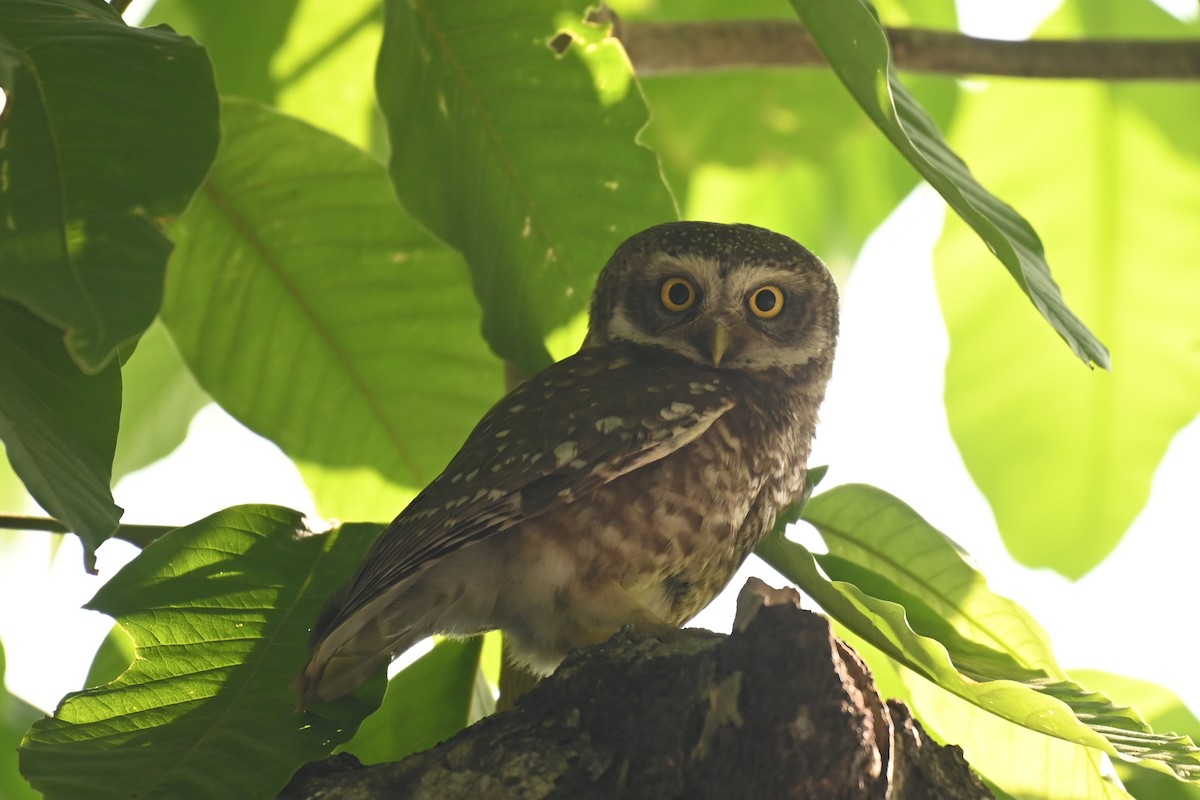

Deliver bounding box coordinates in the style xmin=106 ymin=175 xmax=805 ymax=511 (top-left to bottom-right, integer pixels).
xmin=0 ymin=0 xmax=219 ymax=371
xmin=162 ymin=98 xmax=502 ymax=521
xmin=755 ymin=484 xmax=1200 ymax=784
xmin=1085 ymin=0 xmax=1200 ymax=163
xmin=112 ymin=321 xmax=210 ymax=482
xmin=0 ymin=641 xmax=41 ymax=800
xmin=787 ymin=0 xmax=1108 ymax=368
xmin=341 ymin=637 xmax=489 ymax=765
xmin=18 ymin=505 xmax=384 ymax=800
xmin=0 ymin=299 xmax=122 ymax=564
xmin=934 ymin=1 xmax=1200 ymax=577
xmin=377 ymin=0 xmax=678 ymax=374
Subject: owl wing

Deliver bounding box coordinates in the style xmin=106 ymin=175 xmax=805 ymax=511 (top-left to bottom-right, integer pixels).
xmin=321 ymin=346 xmax=737 ymax=637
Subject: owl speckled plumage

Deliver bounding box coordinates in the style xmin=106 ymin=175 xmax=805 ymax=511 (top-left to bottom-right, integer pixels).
xmin=294 ymin=221 xmax=838 ymax=706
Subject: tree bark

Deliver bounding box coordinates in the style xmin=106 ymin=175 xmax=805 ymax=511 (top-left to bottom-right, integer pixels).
xmin=281 ymin=582 xmax=991 ymax=799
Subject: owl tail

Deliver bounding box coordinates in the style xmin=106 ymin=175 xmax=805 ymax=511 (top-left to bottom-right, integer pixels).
xmin=292 ymin=585 xmax=428 ymax=710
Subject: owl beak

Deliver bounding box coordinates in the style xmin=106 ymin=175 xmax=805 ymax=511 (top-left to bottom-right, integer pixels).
xmin=709 ymin=323 xmax=731 ymax=368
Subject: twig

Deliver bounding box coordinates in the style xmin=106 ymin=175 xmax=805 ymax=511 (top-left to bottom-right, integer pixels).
xmin=0 ymin=515 xmax=175 ymax=549
xmin=616 ymin=20 xmax=1200 ymax=81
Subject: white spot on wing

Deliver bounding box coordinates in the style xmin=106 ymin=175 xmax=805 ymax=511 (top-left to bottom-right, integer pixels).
xmin=660 ymin=401 xmax=695 ymax=421
xmin=595 ymin=416 xmax=623 ymax=434
xmin=553 ymin=441 xmax=578 ymax=468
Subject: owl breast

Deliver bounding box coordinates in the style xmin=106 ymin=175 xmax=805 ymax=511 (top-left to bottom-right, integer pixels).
xmin=484 ymin=374 xmax=813 ymax=671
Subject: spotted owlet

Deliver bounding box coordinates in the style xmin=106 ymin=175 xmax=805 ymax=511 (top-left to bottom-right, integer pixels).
xmin=294 ymin=221 xmax=839 ymax=707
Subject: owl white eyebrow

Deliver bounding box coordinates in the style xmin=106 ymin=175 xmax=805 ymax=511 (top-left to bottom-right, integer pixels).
xmin=606 ymin=303 xmax=706 ymax=358
xmin=725 ymin=264 xmax=803 ymax=293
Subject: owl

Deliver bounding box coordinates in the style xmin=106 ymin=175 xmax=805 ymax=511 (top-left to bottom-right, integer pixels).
xmin=294 ymin=221 xmax=839 ymax=707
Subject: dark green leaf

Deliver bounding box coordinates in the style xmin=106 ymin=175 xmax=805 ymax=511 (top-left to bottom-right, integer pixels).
xmin=19 ymin=506 xmax=385 ymax=800
xmin=341 ymin=637 xmax=486 ymax=764
xmin=162 ymin=98 xmax=502 ymax=521
xmin=756 ymin=484 xmax=1200 ymax=783
xmin=377 ymin=0 xmax=677 ymax=374
xmin=0 ymin=0 xmax=219 ymax=371
xmin=788 ymin=0 xmax=1109 ymax=368
xmin=0 ymin=299 xmax=122 ymax=563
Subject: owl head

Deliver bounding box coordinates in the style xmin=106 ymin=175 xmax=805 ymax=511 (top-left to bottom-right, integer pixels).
xmin=586 ymin=221 xmax=839 ymax=377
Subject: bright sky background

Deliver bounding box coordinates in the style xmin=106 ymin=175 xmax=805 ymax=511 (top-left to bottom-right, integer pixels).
xmin=1 ymin=0 xmax=1196 ymax=724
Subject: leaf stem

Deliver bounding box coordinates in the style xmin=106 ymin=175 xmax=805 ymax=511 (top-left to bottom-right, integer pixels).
xmin=616 ymin=20 xmax=1200 ymax=81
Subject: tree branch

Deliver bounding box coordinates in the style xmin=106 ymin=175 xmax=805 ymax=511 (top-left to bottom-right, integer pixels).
xmin=282 ymin=582 xmax=993 ymax=799
xmin=0 ymin=515 xmax=174 ymax=549
xmin=616 ymin=20 xmax=1200 ymax=81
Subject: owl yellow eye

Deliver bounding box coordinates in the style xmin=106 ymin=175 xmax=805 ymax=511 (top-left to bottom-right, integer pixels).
xmin=749 ymin=286 xmax=784 ymax=319
xmin=660 ymin=277 xmax=696 ymax=312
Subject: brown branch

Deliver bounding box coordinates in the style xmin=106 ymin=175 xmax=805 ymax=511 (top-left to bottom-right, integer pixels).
xmin=281 ymin=584 xmax=993 ymax=799
xmin=0 ymin=515 xmax=175 ymax=549
xmin=616 ymin=20 xmax=1200 ymax=81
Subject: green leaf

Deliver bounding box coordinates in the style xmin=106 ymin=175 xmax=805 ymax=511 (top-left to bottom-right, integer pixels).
xmin=934 ymin=1 xmax=1200 ymax=577
xmin=803 ymin=484 xmax=1057 ymax=673
xmin=341 ymin=636 xmax=488 ymax=765
xmin=0 ymin=0 xmax=219 ymax=371
xmin=0 ymin=299 xmax=122 ymax=564
xmin=162 ymin=98 xmax=503 ymax=521
xmin=0 ymin=449 xmax=32 ymax=513
xmin=633 ymin=1 xmax=958 ymax=275
xmin=144 ymin=0 xmax=302 ymax=103
xmin=1074 ymin=0 xmax=1200 ymax=163
xmin=0 ymin=641 xmax=42 ymax=800
xmin=377 ymin=0 xmax=677 ymax=374
xmin=82 ymin=625 xmax=136 ymax=691
xmin=272 ymin=0 xmax=385 ymax=154
xmin=755 ymin=484 xmax=1200 ymax=784
xmin=1071 ymin=670 xmax=1200 ymax=800
xmin=903 ymin=673 xmax=1135 ymax=800
xmin=147 ymin=0 xmax=385 ymax=154
xmin=18 ymin=505 xmax=385 ymax=800
xmin=787 ymin=0 xmax=1108 ymax=368
xmin=112 ymin=321 xmax=210 ymax=482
